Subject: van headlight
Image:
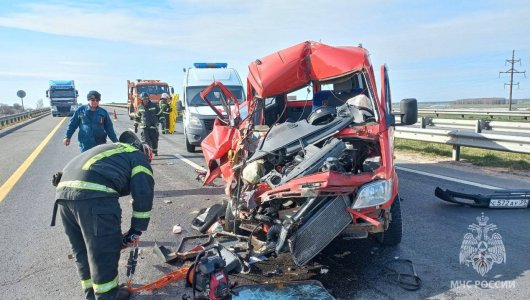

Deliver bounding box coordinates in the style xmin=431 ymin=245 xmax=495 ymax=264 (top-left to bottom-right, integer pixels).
xmin=52 ymin=106 xmax=58 ymax=111
xmin=352 ymin=179 xmax=393 ymax=209
xmin=189 ymin=115 xmax=203 ymax=129
xmin=70 ymin=105 xmax=78 ymax=111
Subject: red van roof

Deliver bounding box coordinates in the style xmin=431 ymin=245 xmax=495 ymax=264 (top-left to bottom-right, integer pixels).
xmin=247 ymin=41 xmax=371 ymax=98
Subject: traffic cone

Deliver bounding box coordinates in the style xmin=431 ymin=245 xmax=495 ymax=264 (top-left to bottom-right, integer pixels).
xmin=113 ymin=110 xmax=117 ymax=120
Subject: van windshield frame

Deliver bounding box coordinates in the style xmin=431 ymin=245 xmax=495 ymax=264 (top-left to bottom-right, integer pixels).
xmin=187 ymin=85 xmax=245 ymax=107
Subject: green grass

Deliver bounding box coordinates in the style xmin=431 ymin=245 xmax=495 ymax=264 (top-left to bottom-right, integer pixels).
xmin=395 ymin=139 xmax=530 ymax=171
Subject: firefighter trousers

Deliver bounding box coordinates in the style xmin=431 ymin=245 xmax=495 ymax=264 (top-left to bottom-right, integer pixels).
xmin=141 ymin=127 xmax=159 ymax=154
xmin=58 ymin=198 xmax=122 ymax=300
xmin=159 ymin=115 xmax=169 ymax=134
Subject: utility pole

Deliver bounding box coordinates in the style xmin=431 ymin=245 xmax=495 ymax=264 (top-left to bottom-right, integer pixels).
xmin=499 ymin=50 xmax=526 ymax=111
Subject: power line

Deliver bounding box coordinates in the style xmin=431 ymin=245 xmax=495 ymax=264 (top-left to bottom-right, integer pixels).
xmin=499 ymin=50 xmax=526 ymax=111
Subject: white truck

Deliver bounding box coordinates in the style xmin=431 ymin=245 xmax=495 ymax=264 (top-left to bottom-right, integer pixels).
xmin=178 ymin=63 xmax=245 ymax=152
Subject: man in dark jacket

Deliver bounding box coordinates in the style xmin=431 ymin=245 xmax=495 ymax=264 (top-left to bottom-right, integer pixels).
xmin=64 ymin=90 xmax=118 ymax=152
xmin=134 ymin=92 xmax=160 ymax=155
xmin=51 ymin=131 xmax=154 ymax=300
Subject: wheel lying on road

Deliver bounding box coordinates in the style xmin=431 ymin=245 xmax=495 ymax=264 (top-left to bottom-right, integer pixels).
xmin=374 ymin=195 xmax=402 ymax=246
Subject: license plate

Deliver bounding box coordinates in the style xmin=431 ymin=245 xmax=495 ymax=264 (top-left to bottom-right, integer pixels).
xmin=489 ymin=199 xmax=529 ymax=208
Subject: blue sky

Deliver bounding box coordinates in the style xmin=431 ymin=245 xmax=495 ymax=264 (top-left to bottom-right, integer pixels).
xmin=0 ymin=0 xmax=529 ymax=108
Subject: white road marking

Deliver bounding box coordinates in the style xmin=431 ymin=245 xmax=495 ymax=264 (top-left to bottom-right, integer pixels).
xmin=173 ymin=153 xmax=206 ymax=171
xmin=396 ymin=166 xmax=502 ymax=190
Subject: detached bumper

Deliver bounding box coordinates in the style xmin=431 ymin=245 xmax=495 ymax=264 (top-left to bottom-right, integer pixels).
xmin=435 ymin=187 xmax=530 ymax=208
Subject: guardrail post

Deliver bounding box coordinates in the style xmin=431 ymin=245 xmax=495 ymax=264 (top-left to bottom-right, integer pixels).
xmin=482 ymin=120 xmax=491 ymax=131
xmin=452 ymin=145 xmax=461 ymax=161
xmin=421 ymin=117 xmax=433 ymax=128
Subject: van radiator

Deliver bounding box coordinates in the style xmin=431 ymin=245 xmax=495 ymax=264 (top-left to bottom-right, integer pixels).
xmin=288 ymin=195 xmax=352 ymax=266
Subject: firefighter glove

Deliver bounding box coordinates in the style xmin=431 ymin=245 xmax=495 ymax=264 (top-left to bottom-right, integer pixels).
xmin=134 ymin=123 xmax=138 ymax=133
xmin=122 ymin=229 xmax=142 ymax=249
xmin=51 ymin=172 xmax=62 ymax=187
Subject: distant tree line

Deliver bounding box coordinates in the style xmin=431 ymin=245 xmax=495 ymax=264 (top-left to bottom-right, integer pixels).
xmin=451 ymin=98 xmax=508 ymax=105
xmin=0 ymin=99 xmax=44 ymax=116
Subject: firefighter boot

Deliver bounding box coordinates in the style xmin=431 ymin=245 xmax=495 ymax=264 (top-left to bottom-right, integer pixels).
xmin=84 ymin=288 xmax=95 ymax=300
xmin=115 ymin=284 xmax=130 ymax=300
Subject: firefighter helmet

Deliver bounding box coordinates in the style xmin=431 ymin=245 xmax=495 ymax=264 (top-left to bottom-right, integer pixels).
xmin=118 ymin=131 xmax=152 ymax=162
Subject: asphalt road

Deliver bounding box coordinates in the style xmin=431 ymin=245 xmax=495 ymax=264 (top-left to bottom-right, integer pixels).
xmin=0 ymin=109 xmax=529 ymax=300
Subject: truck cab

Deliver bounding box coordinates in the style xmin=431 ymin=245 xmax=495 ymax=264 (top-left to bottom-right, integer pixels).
xmin=46 ymin=80 xmax=78 ymax=117
xmin=179 ymin=63 xmax=245 ymax=152
xmin=127 ymin=79 xmax=174 ymax=119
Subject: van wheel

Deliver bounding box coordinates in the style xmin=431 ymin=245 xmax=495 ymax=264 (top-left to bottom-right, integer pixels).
xmin=375 ymin=196 xmax=402 ymax=246
xmin=186 ymin=137 xmax=195 ymax=153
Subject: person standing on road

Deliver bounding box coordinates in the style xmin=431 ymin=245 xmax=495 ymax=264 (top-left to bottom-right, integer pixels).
xmin=51 ymin=131 xmax=154 ymax=300
xmin=134 ymin=92 xmax=160 ymax=156
xmin=63 ymin=91 xmax=118 ymax=152
xmin=158 ymin=93 xmax=171 ymax=134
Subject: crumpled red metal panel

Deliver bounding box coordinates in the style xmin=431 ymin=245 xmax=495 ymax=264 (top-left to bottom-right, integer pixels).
xmin=200 ymin=119 xmax=237 ymax=185
xmin=247 ymin=41 xmax=370 ymax=98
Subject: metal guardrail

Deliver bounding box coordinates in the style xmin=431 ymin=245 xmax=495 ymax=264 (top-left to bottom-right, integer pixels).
xmin=417 ymin=117 xmax=530 ymax=134
xmin=416 ymin=109 xmax=530 ymax=119
xmin=395 ymin=126 xmax=530 ymax=160
xmin=103 ymin=103 xmax=128 ymax=108
xmin=0 ymin=108 xmax=50 ymax=128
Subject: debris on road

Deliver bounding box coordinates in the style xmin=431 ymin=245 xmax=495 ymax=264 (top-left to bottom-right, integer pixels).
xmin=435 ymin=187 xmax=530 ymax=208
xmin=172 ymin=224 xmax=182 ymax=234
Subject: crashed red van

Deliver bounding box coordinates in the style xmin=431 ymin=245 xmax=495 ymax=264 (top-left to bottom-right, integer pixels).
xmin=199 ymin=41 xmax=417 ymax=266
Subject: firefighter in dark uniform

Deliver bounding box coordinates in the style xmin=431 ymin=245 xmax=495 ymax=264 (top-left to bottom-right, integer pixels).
xmin=51 ymin=131 xmax=154 ymax=300
xmin=134 ymin=92 xmax=160 ymax=156
xmin=158 ymin=93 xmax=171 ymax=134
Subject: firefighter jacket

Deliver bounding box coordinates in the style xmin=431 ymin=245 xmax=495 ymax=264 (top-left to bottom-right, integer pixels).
xmin=65 ymin=105 xmax=118 ymax=152
xmin=135 ymin=101 xmax=160 ymax=129
xmin=55 ymin=143 xmax=154 ymax=231
xmin=158 ymin=99 xmax=170 ymax=119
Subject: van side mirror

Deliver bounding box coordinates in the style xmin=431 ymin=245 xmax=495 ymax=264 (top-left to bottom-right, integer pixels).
xmin=76 ymin=90 xmax=79 ymax=97
xmin=392 ymin=98 xmax=417 ymax=126
xmin=46 ymin=90 xmax=49 ymax=98
xmin=177 ymin=101 xmax=183 ymax=111
xmin=170 ymin=87 xmax=174 ymax=94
